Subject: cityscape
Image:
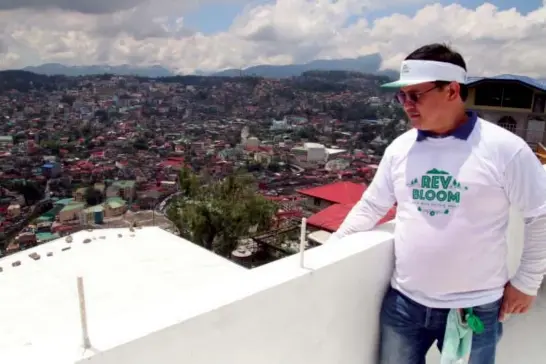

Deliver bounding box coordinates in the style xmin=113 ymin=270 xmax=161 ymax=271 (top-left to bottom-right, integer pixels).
xmin=0 ymin=69 xmax=408 ymax=263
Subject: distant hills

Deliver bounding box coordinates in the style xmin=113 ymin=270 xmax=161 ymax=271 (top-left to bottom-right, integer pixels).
xmin=0 ymin=70 xmax=69 ymax=92
xmin=211 ymin=53 xmax=398 ymax=79
xmin=22 ymin=63 xmax=174 ymax=78
xmin=19 ymin=53 xmax=398 ymax=79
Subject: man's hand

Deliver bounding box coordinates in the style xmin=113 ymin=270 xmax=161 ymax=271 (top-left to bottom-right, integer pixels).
xmin=499 ymin=282 xmax=536 ymax=321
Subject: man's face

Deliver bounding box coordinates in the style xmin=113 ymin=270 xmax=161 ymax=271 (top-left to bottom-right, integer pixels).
xmin=398 ymin=82 xmax=449 ymax=131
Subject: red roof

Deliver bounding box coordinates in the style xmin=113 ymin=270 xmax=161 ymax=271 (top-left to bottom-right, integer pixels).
xmin=297 ymin=181 xmax=365 ymax=204
xmin=167 ymin=157 xmax=184 ymax=162
xmin=160 ymin=159 xmax=184 ymax=168
xmin=307 ymin=203 xmax=396 ymax=232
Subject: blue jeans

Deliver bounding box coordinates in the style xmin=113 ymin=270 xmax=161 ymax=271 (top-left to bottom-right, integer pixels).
xmin=379 ymin=288 xmax=503 ymax=364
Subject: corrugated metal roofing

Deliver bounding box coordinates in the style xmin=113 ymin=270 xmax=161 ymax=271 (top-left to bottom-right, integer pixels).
xmin=297 ymin=181 xmax=365 ymax=205
xmin=306 ymin=202 xmax=396 ymax=232
xmin=466 ymin=74 xmax=546 ymax=91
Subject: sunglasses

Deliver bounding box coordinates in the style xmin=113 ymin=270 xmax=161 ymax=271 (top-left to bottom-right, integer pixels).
xmin=395 ymin=84 xmax=441 ymax=104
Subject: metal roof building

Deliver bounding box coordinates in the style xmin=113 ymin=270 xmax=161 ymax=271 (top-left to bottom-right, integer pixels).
xmin=466 ymin=74 xmax=546 ymax=92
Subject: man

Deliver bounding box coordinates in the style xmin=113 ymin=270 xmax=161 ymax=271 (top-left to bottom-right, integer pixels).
xmin=327 ymin=43 xmax=546 ymax=363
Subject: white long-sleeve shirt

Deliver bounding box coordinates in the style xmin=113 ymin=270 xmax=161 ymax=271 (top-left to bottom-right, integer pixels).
xmin=329 ymin=116 xmax=546 ymax=308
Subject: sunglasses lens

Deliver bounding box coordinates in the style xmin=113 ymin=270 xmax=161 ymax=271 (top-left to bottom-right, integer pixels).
xmin=397 ymin=92 xmax=419 ymax=104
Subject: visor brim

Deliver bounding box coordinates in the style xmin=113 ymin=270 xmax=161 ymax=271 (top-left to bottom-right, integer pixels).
xmin=380 ymin=79 xmax=437 ymax=88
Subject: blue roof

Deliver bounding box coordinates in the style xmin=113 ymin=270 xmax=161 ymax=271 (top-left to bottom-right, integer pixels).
xmin=466 ymin=74 xmax=546 ymax=92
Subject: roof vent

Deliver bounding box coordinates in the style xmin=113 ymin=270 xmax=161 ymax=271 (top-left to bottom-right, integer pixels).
xmin=66 ymin=235 xmax=73 ymax=244
xmin=62 ymin=246 xmax=71 ymax=251
xmin=118 ymin=234 xmax=123 ymax=238
xmin=12 ymin=261 xmax=21 ymax=267
xmin=83 ymin=238 xmax=91 ymax=244
xmin=47 ymin=252 xmax=53 ymax=257
xmin=29 ymin=252 xmax=40 ymax=260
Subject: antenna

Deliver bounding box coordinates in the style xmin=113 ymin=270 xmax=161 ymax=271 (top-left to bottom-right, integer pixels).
xmin=77 ymin=277 xmax=91 ymax=349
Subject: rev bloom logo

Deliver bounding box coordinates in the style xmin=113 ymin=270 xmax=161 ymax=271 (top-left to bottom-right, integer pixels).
xmin=407 ymin=168 xmax=468 ymax=217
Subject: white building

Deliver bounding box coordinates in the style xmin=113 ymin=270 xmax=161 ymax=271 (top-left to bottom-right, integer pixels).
xmin=270 ymin=118 xmax=291 ymax=131
xmin=303 ymin=142 xmax=327 ymax=162
xmin=291 ymin=143 xmax=347 ymax=164
xmin=244 ymin=136 xmax=260 ymax=149
xmin=0 ymin=201 xmax=543 ymax=363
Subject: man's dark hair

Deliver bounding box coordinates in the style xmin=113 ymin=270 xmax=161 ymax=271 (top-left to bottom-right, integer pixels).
xmin=405 ymin=43 xmax=468 ymax=101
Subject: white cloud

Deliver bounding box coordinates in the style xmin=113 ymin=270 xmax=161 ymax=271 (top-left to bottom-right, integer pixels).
xmin=0 ymin=1 xmax=545 ymax=77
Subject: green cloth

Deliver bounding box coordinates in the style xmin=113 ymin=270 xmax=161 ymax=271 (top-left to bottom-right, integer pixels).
xmin=440 ymin=309 xmax=473 ymax=364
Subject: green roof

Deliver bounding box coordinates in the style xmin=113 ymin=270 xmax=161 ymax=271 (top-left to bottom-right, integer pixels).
xmin=112 ymin=180 xmax=136 ymax=188
xmin=106 ymin=197 xmax=126 ymax=209
xmin=36 ymin=232 xmax=59 ymax=242
xmin=84 ymin=205 xmax=104 ymax=213
xmin=55 ymin=198 xmax=74 ymax=206
xmin=61 ymin=202 xmax=86 ymax=212
xmin=37 ymin=215 xmax=54 ymax=222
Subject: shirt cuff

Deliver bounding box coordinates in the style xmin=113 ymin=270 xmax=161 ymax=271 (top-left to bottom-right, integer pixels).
xmin=510 ymin=274 xmax=542 ymax=296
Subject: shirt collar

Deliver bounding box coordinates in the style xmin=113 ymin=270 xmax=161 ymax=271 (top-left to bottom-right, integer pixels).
xmin=416 ymin=111 xmax=478 ymax=142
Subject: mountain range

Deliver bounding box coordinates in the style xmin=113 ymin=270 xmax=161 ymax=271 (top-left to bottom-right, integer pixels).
xmin=20 ymin=53 xmax=398 ymax=79
xmin=23 ymin=63 xmax=174 ymax=78
xmin=210 ymin=53 xmax=398 ymax=79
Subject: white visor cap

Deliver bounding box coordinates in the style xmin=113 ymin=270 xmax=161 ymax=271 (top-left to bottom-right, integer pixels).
xmin=381 ymin=60 xmax=467 ymax=88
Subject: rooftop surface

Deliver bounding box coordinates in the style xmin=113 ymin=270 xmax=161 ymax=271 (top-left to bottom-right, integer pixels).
xmin=297 ymin=181 xmax=365 ymax=204
xmin=298 ymin=181 xmax=396 ymax=231
xmin=0 ymin=227 xmax=246 ymax=364
xmin=306 ymin=202 xmax=396 ymax=232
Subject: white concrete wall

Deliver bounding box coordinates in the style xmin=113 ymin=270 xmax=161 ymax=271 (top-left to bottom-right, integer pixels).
xmin=78 ymin=223 xmax=396 ymax=364
xmin=78 ymin=200 xmax=531 ymax=364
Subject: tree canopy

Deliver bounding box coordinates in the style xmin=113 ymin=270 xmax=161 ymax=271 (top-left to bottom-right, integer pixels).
xmin=167 ymin=168 xmax=277 ymax=257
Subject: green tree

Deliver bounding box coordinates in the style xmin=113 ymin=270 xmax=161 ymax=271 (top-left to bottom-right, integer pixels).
xmin=133 ymin=138 xmax=148 ymax=150
xmin=84 ymin=188 xmax=103 ymax=206
xmin=3 ymin=179 xmax=44 ymax=205
xmin=178 ymin=166 xmax=200 ymax=198
xmin=267 ymin=162 xmax=281 ymax=173
xmin=168 ymin=172 xmax=277 ymax=256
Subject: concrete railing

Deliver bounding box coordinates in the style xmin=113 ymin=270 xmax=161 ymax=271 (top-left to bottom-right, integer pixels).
xmin=78 ymin=208 xmax=526 ymax=364
xmin=78 ymin=222 xmax=396 ymax=364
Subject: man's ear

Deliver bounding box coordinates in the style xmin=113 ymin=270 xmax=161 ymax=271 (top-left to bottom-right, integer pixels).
xmin=448 ymin=83 xmax=460 ymax=101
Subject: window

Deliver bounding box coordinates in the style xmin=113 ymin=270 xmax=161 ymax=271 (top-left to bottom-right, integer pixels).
xmin=474 ymin=84 xmax=502 ymax=107
xmin=474 ymin=82 xmax=533 ymax=109
xmin=502 ymin=84 xmax=533 ymax=109
xmin=533 ymin=94 xmax=546 ymax=114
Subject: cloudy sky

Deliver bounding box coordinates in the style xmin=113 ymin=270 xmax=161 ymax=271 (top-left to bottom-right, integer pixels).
xmin=0 ymin=0 xmax=544 ymax=76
